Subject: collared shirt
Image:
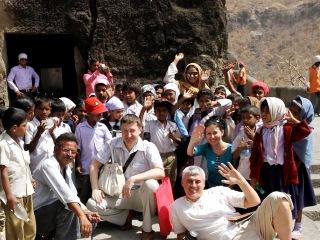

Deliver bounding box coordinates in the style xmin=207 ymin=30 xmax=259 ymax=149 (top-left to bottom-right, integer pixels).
xmin=32 ymin=156 xmax=86 ymax=211
xmin=174 ymin=109 xmax=193 ymax=137
xmin=25 ymin=117 xmax=55 ymax=173
xmin=53 ymin=122 xmax=72 ymax=137
xmin=144 ymin=120 xmax=180 ymax=154
xmin=83 ymin=70 xmax=113 ymax=98
xmin=75 ymin=120 xmax=112 ymax=175
xmin=95 ymin=137 xmax=163 ymax=186
xmin=262 ymin=124 xmax=285 ymax=165
xmin=7 ymin=65 xmax=40 ymax=92
xmin=0 ymin=132 xmax=34 ymax=197
xmin=123 ymin=101 xmax=143 ymax=117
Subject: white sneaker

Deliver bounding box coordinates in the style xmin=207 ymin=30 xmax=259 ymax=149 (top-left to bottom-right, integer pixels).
xmin=292 ymin=230 xmax=302 ymax=240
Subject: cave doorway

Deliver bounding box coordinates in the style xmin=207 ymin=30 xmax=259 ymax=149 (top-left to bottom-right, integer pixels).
xmin=5 ymin=33 xmax=78 ymax=105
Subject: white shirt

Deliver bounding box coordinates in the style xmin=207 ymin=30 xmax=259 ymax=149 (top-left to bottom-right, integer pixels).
xmin=123 ymin=101 xmax=143 ymax=117
xmin=261 ymin=124 xmax=285 ymax=165
xmin=199 ymin=99 xmax=233 ymax=124
xmin=0 ymin=132 xmax=34 ymax=197
xmin=53 ymin=122 xmax=72 ymax=137
xmin=171 ymin=187 xmax=245 ymax=240
xmin=7 ymin=65 xmax=40 ymax=92
xmin=33 ymin=156 xmax=86 ymax=211
xmin=144 ymin=120 xmax=180 ymax=153
xmin=95 ymin=137 xmax=163 ymax=186
xmin=25 ymin=117 xmax=55 ymax=173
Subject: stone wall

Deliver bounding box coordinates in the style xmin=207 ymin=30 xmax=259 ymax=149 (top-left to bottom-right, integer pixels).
xmin=0 ymin=0 xmax=228 ymax=105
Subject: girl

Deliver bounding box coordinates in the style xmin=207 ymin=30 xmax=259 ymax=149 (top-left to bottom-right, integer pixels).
xmin=163 ymin=53 xmax=211 ymax=98
xmin=289 ymin=96 xmax=317 ymax=239
xmin=187 ymin=116 xmax=233 ymax=187
xmin=249 ymin=97 xmax=311 ymax=220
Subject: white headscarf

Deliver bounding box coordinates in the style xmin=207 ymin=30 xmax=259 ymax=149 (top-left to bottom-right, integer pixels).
xmin=163 ymin=83 xmax=180 ymax=104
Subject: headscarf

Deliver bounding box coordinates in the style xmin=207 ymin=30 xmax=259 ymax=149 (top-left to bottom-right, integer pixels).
xmin=292 ymin=95 xmax=314 ymax=168
xmin=164 ymin=83 xmax=180 ymax=104
xmin=181 ymin=63 xmax=204 ymax=96
xmin=260 ymin=97 xmax=286 ymax=163
xmin=215 ymin=85 xmax=231 ymax=97
xmin=59 ymin=97 xmax=76 ymax=112
xmin=251 ymin=81 xmax=269 ymax=96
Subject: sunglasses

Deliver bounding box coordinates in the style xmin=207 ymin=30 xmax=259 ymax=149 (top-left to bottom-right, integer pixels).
xmin=186 ymin=72 xmax=199 ymax=77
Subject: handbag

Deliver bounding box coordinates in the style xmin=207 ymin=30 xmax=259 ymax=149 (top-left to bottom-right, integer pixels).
xmin=98 ymin=144 xmax=137 ymax=196
xmin=154 ymin=177 xmax=174 ymax=236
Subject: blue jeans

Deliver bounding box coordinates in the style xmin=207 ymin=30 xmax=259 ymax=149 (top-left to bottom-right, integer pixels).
xmin=34 ymin=200 xmax=80 ymax=240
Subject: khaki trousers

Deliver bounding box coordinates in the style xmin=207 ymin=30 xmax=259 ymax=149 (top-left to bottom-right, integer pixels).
xmin=160 ymin=152 xmax=177 ymax=188
xmin=2 ymin=195 xmax=36 ymax=240
xmin=87 ymin=179 xmax=159 ymax=232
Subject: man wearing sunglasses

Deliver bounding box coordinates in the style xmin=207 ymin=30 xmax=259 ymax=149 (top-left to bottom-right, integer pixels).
xmin=7 ymin=53 xmax=40 ymax=100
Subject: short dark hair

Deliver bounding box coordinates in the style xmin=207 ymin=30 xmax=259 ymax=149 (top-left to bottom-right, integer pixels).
xmin=214 ymin=86 xmax=227 ymax=96
xmin=227 ymin=93 xmax=242 ymax=102
xmin=239 ymin=97 xmax=251 ymax=107
xmin=89 ymin=59 xmax=98 ymax=66
xmin=122 ymin=81 xmax=140 ymax=97
xmin=13 ymin=96 xmax=34 ymax=112
xmin=178 ymin=93 xmax=195 ymax=106
xmin=120 ymin=114 xmax=142 ymax=128
xmin=197 ymin=88 xmax=214 ymax=101
xmin=34 ymin=96 xmax=51 ymax=108
xmin=74 ymin=99 xmax=85 ymax=110
xmin=2 ymin=107 xmax=27 ymax=130
xmin=204 ymin=116 xmax=226 ymax=131
xmin=240 ymin=105 xmax=260 ymax=117
xmin=51 ymin=98 xmax=66 ymax=114
xmin=0 ymin=106 xmax=8 ymax=119
xmin=55 ymin=132 xmax=78 ymax=147
xmin=154 ymin=84 xmax=164 ymax=91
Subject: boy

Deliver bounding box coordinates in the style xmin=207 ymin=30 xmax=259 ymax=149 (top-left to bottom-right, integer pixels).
xmin=122 ymin=81 xmax=142 ymax=117
xmin=95 ymin=79 xmax=113 ymax=104
xmin=75 ymin=97 xmax=112 ymax=204
xmin=25 ymin=96 xmax=57 ymax=173
xmin=114 ymin=83 xmax=124 ymax=101
xmin=232 ymin=105 xmax=260 ymax=181
xmin=0 ymin=108 xmax=36 ymax=239
xmin=144 ymin=99 xmax=181 ymax=187
xmin=101 ymin=96 xmax=124 ymax=138
xmin=139 ymin=84 xmax=157 ymax=127
xmin=50 ymin=98 xmax=72 ymax=137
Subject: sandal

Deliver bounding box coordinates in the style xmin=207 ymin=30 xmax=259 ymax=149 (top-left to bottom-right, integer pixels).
xmin=141 ymin=230 xmax=155 ymax=240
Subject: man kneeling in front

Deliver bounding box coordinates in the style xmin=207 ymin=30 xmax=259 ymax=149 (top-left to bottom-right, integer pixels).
xmin=170 ymin=164 xmax=293 ymax=240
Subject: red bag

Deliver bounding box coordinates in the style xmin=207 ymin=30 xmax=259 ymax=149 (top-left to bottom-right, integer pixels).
xmin=154 ymin=177 xmax=174 ymax=236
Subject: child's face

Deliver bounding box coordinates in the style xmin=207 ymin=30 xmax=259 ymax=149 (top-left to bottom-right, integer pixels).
xmin=164 ymin=90 xmax=176 ymax=104
xmin=109 ymin=109 xmax=124 ymax=121
xmin=252 ymin=87 xmax=265 ymax=100
xmin=155 ymin=88 xmax=163 ymax=99
xmin=26 ymin=105 xmax=35 ymax=121
xmin=52 ymin=111 xmax=65 ymax=123
xmin=90 ymin=61 xmax=100 ymax=72
xmin=180 ymin=101 xmax=192 ymax=114
xmin=143 ymin=92 xmax=155 ymax=103
xmin=232 ymin=100 xmax=240 ymax=110
xmin=205 ymin=124 xmax=224 ymax=145
xmin=214 ymin=89 xmax=226 ymax=100
xmin=87 ymin=113 xmax=102 ymax=124
xmin=241 ymin=112 xmax=259 ymax=128
xmin=95 ymin=84 xmax=109 ymax=102
xmin=64 ymin=109 xmax=73 ymax=120
xmin=15 ymin=119 xmax=28 ymax=137
xmin=261 ymin=106 xmax=272 ymax=123
xmin=74 ymin=106 xmax=87 ymax=121
xmin=155 ymin=106 xmax=169 ymax=122
xmin=115 ymin=86 xmax=124 ymax=101
xmin=198 ymin=95 xmax=212 ymax=111
xmin=35 ymin=102 xmax=51 ymax=121
xmin=289 ymin=105 xmax=301 ymax=120
xmin=123 ymin=89 xmax=137 ymax=105
xmin=186 ymin=66 xmax=199 ymax=84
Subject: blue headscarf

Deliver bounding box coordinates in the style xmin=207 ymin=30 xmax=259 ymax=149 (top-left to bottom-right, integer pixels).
xmin=292 ymin=95 xmax=314 ymax=168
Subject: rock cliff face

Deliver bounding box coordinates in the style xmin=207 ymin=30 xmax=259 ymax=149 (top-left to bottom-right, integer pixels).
xmin=0 ymin=0 xmax=227 ymax=103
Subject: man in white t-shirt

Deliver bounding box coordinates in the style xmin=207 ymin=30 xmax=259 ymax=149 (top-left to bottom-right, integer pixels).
xmin=170 ymin=164 xmax=293 ymax=240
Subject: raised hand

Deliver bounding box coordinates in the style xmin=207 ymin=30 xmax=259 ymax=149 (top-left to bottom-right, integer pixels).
xmin=218 ymin=162 xmax=245 ymax=185
xmin=284 ymin=109 xmax=300 ymax=124
xmin=201 ymin=69 xmax=211 ymax=81
xmin=190 ymin=125 xmax=205 ymax=143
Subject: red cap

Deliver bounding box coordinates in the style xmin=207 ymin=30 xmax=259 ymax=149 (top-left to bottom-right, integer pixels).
xmin=85 ymin=97 xmax=108 ymax=114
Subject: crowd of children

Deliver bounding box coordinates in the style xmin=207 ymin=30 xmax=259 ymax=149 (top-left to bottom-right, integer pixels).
xmin=0 ymin=53 xmax=317 ymax=240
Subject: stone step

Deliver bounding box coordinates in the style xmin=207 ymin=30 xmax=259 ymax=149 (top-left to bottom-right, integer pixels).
xmin=314 ymin=188 xmax=320 ymax=203
xmin=303 ymin=204 xmax=320 ymax=221
xmin=311 ymin=174 xmax=320 ymax=188
xmin=310 ymin=165 xmax=320 ymax=174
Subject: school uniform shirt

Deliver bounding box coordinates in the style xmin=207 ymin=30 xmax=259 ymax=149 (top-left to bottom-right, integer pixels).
xmin=32 ymin=156 xmax=86 ymax=211
xmin=96 ymin=137 xmax=163 ymax=187
xmin=0 ymin=132 xmax=34 ymax=197
xmin=25 ymin=117 xmax=55 ymax=173
xmin=53 ymin=122 xmax=72 ymax=137
xmin=123 ymin=100 xmax=143 ymax=117
xmin=144 ymin=120 xmax=180 ymax=154
xmin=174 ymin=109 xmax=193 ymax=137
xmin=7 ymin=64 xmax=40 ymax=92
xmin=75 ymin=120 xmax=112 ymax=175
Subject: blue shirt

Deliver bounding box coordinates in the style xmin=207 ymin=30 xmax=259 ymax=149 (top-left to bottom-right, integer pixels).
xmin=194 ymin=143 xmax=233 ymax=187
